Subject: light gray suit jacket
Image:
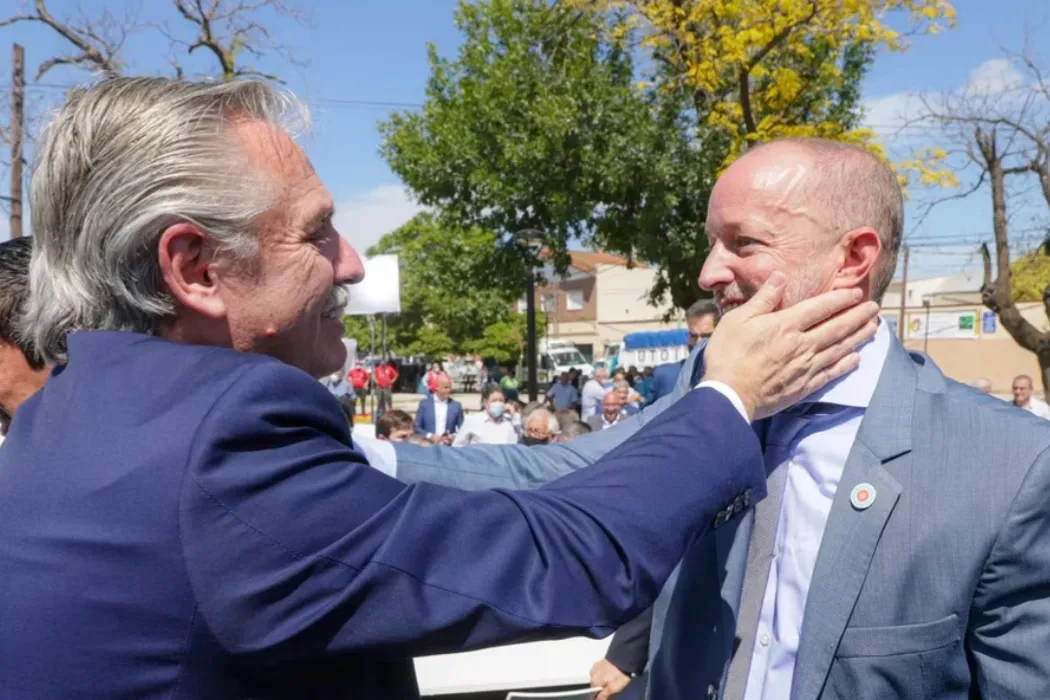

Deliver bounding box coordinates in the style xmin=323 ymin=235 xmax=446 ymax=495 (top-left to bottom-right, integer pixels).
xmin=394 ymin=338 xmax=1050 ymax=699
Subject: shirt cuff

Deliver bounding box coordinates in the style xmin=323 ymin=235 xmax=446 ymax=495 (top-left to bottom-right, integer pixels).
xmin=695 ymin=380 xmax=750 ymax=424
xmin=354 ymin=433 xmax=398 ymax=477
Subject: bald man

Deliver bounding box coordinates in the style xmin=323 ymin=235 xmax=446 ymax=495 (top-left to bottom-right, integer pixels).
xmin=588 ymin=391 xmax=624 ymax=432
xmin=386 ymin=138 xmax=1050 ymax=700
xmin=413 ymin=374 xmax=464 ymax=444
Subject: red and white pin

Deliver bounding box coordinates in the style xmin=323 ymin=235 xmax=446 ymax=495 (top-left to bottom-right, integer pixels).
xmin=850 ymin=483 xmax=876 ymax=511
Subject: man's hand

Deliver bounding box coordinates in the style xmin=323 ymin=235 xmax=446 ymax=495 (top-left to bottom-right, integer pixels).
xmin=704 ymin=272 xmax=879 ymax=421
xmin=589 ymin=658 xmax=631 ymax=700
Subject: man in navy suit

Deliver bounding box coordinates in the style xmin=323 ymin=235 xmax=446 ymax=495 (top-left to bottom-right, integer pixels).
xmin=0 ymin=77 xmax=876 ymax=700
xmin=648 ymin=299 xmax=718 ymax=404
xmin=414 ymin=373 xmax=464 ymax=443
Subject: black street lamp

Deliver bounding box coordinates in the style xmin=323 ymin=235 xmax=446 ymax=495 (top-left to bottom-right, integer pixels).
xmin=516 ymin=228 xmax=545 ymax=403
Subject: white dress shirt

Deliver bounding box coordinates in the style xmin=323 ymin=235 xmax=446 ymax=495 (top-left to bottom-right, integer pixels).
xmin=453 ymin=412 xmax=519 ymax=446
xmin=432 ymin=397 xmax=449 ymax=437
xmin=743 ymin=321 xmax=891 ymax=700
xmin=1021 ymin=397 xmax=1050 ymax=419
xmin=580 ymin=379 xmax=607 ymax=420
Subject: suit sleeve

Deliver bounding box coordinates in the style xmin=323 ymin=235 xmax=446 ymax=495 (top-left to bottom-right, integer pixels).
xmin=180 ymin=362 xmax=764 ymax=660
xmin=605 ymin=607 xmax=653 ymax=676
xmin=969 ymin=445 xmax=1050 ymax=698
xmin=414 ymin=401 xmax=426 ymax=435
xmin=395 ymin=389 xmax=683 ymax=491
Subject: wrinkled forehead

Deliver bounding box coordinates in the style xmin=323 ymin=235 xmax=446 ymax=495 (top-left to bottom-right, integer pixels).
xmin=707 ymin=147 xmax=825 ymax=236
xmin=232 ymin=120 xmax=332 ymax=221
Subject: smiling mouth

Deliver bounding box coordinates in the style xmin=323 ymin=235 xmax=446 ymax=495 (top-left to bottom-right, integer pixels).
xmin=321 ymin=286 xmax=348 ymax=320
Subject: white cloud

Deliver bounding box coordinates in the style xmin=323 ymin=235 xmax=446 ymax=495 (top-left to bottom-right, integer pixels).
xmin=862 ymin=58 xmax=1026 ymax=135
xmin=862 ymin=91 xmax=926 ymax=131
xmin=334 ymin=184 xmax=425 ymax=253
xmin=964 ymin=58 xmax=1024 ymax=97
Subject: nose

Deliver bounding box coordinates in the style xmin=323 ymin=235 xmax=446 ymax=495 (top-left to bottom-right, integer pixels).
xmin=698 ymin=243 xmax=733 ymax=292
xmin=334 ymin=236 xmax=365 ymax=285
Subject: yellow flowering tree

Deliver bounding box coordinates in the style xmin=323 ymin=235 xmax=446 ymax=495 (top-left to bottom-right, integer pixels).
xmin=574 ymin=0 xmax=956 ymax=168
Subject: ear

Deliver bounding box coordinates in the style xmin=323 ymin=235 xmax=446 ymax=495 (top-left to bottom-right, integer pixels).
xmin=834 ymin=228 xmax=882 ymax=291
xmin=157 ymin=222 xmax=227 ymax=320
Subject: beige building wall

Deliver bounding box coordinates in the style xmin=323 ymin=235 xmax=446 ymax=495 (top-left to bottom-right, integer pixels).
xmin=880 ymin=301 xmax=1047 ymax=395
xmin=593 ymin=264 xmax=681 ymax=357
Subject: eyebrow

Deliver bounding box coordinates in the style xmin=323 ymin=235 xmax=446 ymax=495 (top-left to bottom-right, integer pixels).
xmin=304 ymin=203 xmax=335 ymax=232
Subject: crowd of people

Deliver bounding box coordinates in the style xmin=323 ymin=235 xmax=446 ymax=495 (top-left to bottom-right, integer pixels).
xmin=318 ymin=299 xmax=724 ymax=455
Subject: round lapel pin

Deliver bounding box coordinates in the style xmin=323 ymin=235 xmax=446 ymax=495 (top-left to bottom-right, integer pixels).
xmin=850 ymin=483 xmax=876 ymax=511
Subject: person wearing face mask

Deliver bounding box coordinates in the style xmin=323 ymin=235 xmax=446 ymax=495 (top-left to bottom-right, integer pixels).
xmin=521 ymin=406 xmax=559 ymax=446
xmin=453 ymin=385 xmax=518 ymax=446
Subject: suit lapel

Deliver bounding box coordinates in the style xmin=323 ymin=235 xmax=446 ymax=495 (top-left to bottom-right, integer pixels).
xmin=790 ymin=340 xmax=916 ymax=700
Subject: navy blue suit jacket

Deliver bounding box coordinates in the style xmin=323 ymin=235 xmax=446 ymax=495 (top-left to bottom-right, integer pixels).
xmin=648 ymin=360 xmax=685 ymax=405
xmin=414 ymin=395 xmax=465 ymax=436
xmin=0 ymin=331 xmax=764 ymax=700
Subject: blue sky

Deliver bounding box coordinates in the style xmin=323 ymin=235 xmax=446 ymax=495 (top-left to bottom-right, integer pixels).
xmin=3 ymin=0 xmax=1049 ymax=282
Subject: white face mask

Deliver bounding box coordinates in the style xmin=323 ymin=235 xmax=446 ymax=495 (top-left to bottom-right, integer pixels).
xmin=487 ymin=402 xmax=506 ymax=419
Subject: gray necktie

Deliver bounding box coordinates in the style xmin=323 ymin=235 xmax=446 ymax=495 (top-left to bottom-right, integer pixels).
xmin=721 ymin=403 xmax=836 ymax=700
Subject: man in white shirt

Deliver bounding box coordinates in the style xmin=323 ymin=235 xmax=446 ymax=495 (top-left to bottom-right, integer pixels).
xmin=454 ymin=386 xmax=518 ymax=446
xmin=547 ymin=372 xmax=579 ymax=411
xmin=581 ymin=367 xmax=609 ymax=421
xmin=1012 ymin=374 xmax=1050 ymax=418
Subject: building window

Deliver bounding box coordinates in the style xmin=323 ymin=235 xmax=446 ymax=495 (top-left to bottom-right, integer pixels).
xmin=542 ymin=295 xmax=557 ymax=313
xmin=566 ymin=290 xmax=584 ymax=311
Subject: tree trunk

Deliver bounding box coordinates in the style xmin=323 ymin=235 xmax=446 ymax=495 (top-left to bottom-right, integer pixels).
xmin=1039 ymin=347 xmax=1050 ymax=404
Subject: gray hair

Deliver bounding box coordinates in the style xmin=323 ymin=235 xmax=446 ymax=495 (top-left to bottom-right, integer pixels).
xmin=0 ymin=237 xmax=44 ymax=369
xmin=970 ymin=377 xmax=992 ymax=393
xmin=525 ymin=406 xmax=560 ymax=435
xmin=685 ymin=298 xmax=718 ymax=322
xmin=748 ymin=138 xmax=905 ymax=302
xmin=23 ymin=76 xmax=309 ymax=363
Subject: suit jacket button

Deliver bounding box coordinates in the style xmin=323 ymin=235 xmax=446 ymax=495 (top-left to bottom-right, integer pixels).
xmin=743 ymin=489 xmax=753 ymax=507
xmin=732 ymin=495 xmax=744 ymax=513
xmin=707 ymin=683 xmax=718 ymax=699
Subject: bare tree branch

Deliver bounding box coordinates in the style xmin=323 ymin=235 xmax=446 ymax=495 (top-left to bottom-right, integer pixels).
xmin=0 ymin=0 xmax=133 ymax=79
xmin=915 ymin=47 xmax=1050 ymax=397
xmin=166 ymin=0 xmax=309 ymax=83
xmin=909 ymin=170 xmax=987 ymax=235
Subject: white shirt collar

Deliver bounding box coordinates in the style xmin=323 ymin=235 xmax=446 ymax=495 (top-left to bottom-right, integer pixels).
xmin=802 ymin=319 xmax=892 ymax=410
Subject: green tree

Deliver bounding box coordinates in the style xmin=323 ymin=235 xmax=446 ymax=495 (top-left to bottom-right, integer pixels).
xmin=465 ymin=313 xmax=547 ymax=364
xmin=380 ymin=0 xmax=645 ymax=275
xmin=1009 ymin=247 xmax=1050 ymax=303
xmin=379 ymin=0 xmax=899 ymax=311
xmin=341 ymin=213 xmax=531 ymax=358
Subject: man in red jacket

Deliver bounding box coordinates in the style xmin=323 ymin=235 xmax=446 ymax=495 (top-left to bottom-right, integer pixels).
xmin=373 ymin=359 xmax=399 ymax=417
xmin=348 ymin=363 xmax=371 ymax=415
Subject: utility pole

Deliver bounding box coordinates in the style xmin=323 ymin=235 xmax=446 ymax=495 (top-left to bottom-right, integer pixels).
xmin=897 ymin=244 xmax=909 ymax=341
xmin=9 ymin=43 xmax=25 ymax=239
